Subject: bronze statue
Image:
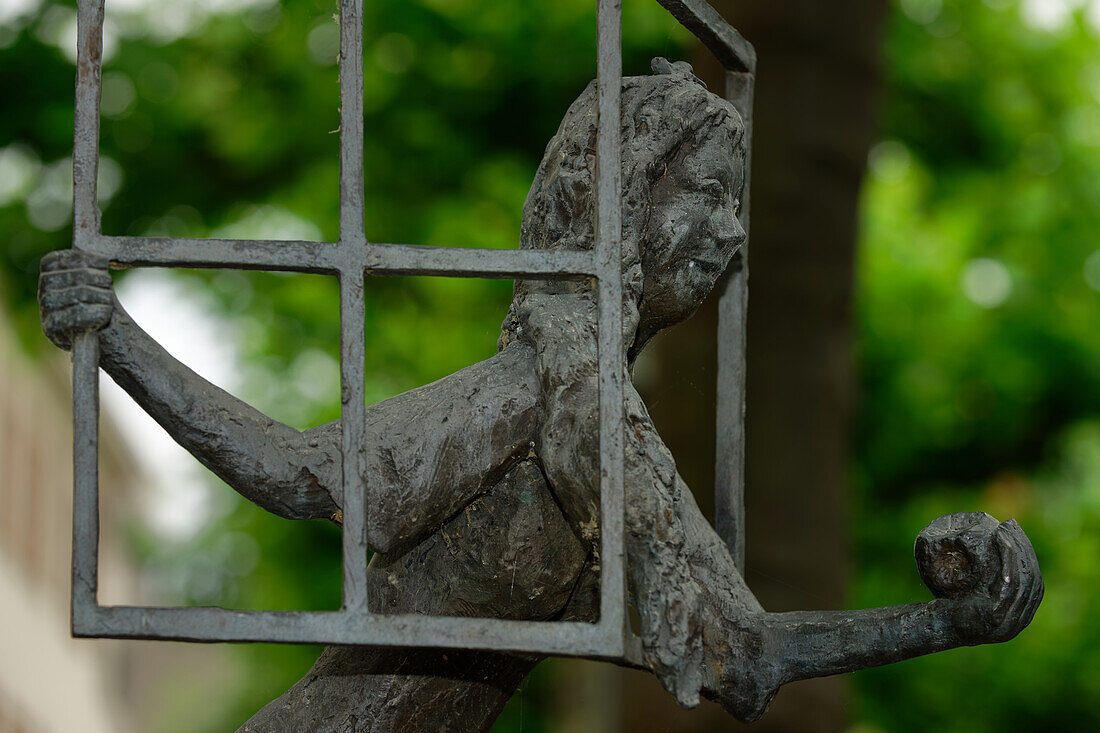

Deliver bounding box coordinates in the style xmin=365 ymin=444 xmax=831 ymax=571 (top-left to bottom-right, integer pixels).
xmin=40 ymin=60 xmax=1042 ymax=731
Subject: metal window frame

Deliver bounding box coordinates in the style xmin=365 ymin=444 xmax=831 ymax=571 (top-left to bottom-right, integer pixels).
xmin=68 ymin=0 xmax=754 ymax=663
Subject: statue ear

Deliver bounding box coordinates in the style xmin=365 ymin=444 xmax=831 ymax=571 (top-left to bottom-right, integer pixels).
xmin=650 ymin=56 xmax=707 ymax=89
xmin=650 ymin=56 xmax=676 ymax=75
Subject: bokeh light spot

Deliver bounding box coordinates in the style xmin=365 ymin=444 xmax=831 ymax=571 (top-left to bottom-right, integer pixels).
xmin=961 ymin=257 xmax=1013 ymax=308
xmin=868 ymin=140 xmax=912 ymax=183
xmin=901 ymin=0 xmax=943 ymax=25
xmin=0 ymin=144 xmax=41 ymax=207
xmin=1022 ymin=0 xmax=1075 ymax=31
xmin=1083 ymin=250 xmax=1100 ymax=292
xmin=306 ymin=18 xmax=340 ymax=66
xmin=101 ymin=72 xmax=137 ymax=119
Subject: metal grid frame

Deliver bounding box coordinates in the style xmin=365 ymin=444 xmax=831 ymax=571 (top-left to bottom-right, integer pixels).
xmin=68 ymin=0 xmax=755 ymax=662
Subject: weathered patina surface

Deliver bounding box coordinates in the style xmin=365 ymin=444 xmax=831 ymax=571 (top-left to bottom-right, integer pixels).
xmin=42 ymin=60 xmax=1042 ymax=731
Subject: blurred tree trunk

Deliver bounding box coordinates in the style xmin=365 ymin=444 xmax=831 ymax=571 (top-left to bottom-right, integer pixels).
xmin=614 ymin=1 xmax=889 ymax=731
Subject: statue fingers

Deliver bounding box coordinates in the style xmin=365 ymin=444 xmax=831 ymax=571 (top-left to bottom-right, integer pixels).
xmin=993 ymin=522 xmax=1038 ymax=603
xmin=39 ymin=284 xmax=112 ymax=312
xmin=1008 ymin=569 xmax=1042 ymax=638
xmin=999 ymin=519 xmax=1040 ymax=576
xmin=44 ymin=303 xmax=113 ymax=347
xmin=38 ymin=255 xmax=114 ymax=348
xmin=915 ymin=512 xmax=1043 ymax=643
xmin=1024 ymin=570 xmax=1045 ymax=629
xmin=39 ymin=249 xmax=109 ymax=274
xmin=988 ymin=571 xmax=1040 ymax=641
xmin=990 ymin=522 xmax=1043 ymax=638
xmin=39 ymin=267 xmax=113 ymax=292
xmin=914 ymin=511 xmax=1000 ymax=599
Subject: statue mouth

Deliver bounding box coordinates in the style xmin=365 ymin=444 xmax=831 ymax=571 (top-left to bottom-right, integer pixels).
xmin=688 ymin=256 xmax=727 ymax=278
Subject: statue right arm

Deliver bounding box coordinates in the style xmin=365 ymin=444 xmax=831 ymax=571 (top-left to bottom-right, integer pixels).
xmin=98 ymin=296 xmax=540 ymax=550
xmin=40 ymin=250 xmax=343 ymax=521
xmin=40 ymin=251 xmax=541 ymax=550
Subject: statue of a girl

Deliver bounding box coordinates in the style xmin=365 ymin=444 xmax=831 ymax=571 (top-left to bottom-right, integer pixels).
xmin=40 ymin=60 xmax=1042 ymax=731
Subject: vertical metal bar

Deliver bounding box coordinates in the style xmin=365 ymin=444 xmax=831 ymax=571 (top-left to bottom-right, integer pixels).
xmin=71 ymin=334 xmax=101 ymax=618
xmin=339 ymin=269 xmax=368 ymax=611
xmin=339 ymin=0 xmax=365 ymax=242
xmin=72 ymin=0 xmax=105 ymax=249
xmin=595 ymin=0 xmax=626 ymax=647
xmin=715 ymin=70 xmax=754 ymax=574
xmin=338 ymin=0 xmax=368 ymax=612
xmin=71 ymin=0 xmax=106 ymax=627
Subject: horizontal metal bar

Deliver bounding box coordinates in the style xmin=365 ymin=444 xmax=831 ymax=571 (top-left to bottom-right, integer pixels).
xmin=365 ymin=243 xmax=597 ymax=279
xmin=79 ymin=236 xmax=597 ymax=279
xmin=656 ymin=0 xmax=756 ymax=73
xmin=84 ymin=236 xmax=342 ymax=273
xmin=74 ymin=605 xmax=634 ymax=660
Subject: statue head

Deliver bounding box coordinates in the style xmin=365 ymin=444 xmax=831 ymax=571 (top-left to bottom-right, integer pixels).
xmin=502 ymin=58 xmax=747 ymax=358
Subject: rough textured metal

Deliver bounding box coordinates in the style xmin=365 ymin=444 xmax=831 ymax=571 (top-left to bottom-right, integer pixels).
xmin=70 ymin=327 xmax=99 ymax=617
xmin=657 ymin=0 xmax=756 ymax=72
xmin=44 ymin=1 xmax=1046 ymax=730
xmin=595 ymin=0 xmax=628 ymax=647
xmin=86 ymin=236 xmax=342 ymax=273
xmin=340 ymin=266 xmax=369 ymax=612
xmin=72 ymin=0 xmax=103 ymax=247
xmin=83 ymin=236 xmax=598 ymax=279
xmin=70 ymin=0 xmax=104 ymax=636
xmin=337 ymin=0 xmax=371 ymax=617
xmin=339 ymin=0 xmax=365 ymax=243
xmin=715 ymin=69 xmax=754 ymax=571
xmin=62 ymin=0 xmax=636 ymax=663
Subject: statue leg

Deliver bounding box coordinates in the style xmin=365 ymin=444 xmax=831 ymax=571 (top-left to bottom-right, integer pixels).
xmin=239 ymin=646 xmax=535 ymax=733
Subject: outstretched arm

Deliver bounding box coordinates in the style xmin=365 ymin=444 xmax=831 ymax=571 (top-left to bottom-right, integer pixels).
xmin=764 ymin=513 xmax=1042 ymax=681
xmin=618 ymin=385 xmax=1043 ymax=722
xmin=40 ymin=251 xmax=540 ymax=549
xmin=729 ymin=513 xmax=1043 ymax=720
xmin=41 ymin=250 xmax=342 ymax=520
xmin=533 ymin=325 xmax=1041 ymax=721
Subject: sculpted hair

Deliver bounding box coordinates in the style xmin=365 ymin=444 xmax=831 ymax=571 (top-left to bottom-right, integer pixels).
xmin=500 ymin=57 xmax=746 ymax=348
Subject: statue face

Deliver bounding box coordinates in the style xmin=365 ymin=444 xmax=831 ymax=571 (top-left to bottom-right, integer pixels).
xmin=638 ymin=130 xmax=746 ymax=334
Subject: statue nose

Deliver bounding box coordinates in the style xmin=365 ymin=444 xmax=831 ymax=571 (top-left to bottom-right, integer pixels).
xmin=717 ymin=216 xmax=746 ymax=249
xmin=710 ymin=198 xmax=743 ymax=231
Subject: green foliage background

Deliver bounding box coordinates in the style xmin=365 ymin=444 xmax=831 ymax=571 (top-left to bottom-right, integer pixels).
xmin=3 ymin=0 xmax=1100 ymax=730
xmin=853 ymin=1 xmax=1100 ymax=729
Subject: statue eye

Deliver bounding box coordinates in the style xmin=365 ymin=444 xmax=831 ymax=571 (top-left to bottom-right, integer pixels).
xmin=702 ymin=179 xmax=725 ymax=198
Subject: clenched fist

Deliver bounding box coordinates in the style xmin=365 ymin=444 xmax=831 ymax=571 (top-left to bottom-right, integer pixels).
xmin=915 ymin=511 xmax=1044 ymax=644
xmin=38 ymin=250 xmax=114 ymax=351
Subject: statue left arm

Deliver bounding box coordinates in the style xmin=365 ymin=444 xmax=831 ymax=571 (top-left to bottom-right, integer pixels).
xmin=486 ymin=298 xmax=1043 ymax=723
xmin=617 ymin=385 xmax=1043 ymax=722
xmin=622 ymin=402 xmax=1043 ymax=721
xmin=743 ymin=514 xmax=1042 ymax=713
